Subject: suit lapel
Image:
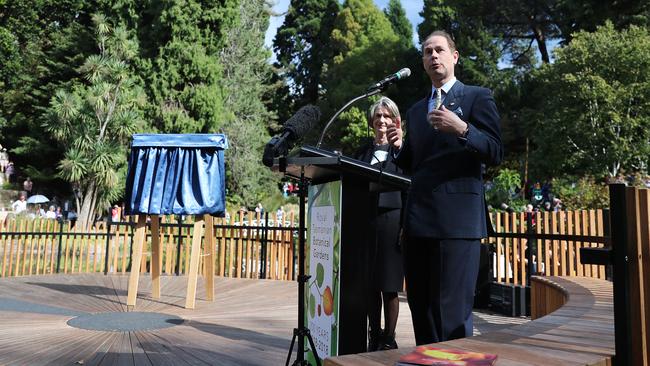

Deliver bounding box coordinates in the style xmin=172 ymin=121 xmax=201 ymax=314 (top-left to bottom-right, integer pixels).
xmin=443 ymin=80 xmax=464 ymax=111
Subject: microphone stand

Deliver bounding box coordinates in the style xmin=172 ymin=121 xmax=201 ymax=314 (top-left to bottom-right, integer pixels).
xmin=285 ymin=164 xmax=321 ymax=366
xmin=316 ymin=88 xmax=382 ymax=149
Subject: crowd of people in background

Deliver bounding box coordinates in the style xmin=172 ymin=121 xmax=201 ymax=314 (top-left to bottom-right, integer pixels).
xmin=526 ymin=181 xmax=562 ymax=212
xmin=281 ymin=181 xmax=300 ymax=197
xmin=493 ymin=180 xmax=563 ymax=214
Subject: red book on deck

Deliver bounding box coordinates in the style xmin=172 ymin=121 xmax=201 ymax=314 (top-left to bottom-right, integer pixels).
xmin=395 ymin=346 xmax=498 ymax=366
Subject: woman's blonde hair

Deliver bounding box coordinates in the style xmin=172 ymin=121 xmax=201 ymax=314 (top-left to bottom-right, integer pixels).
xmin=367 ymin=96 xmax=400 ymax=126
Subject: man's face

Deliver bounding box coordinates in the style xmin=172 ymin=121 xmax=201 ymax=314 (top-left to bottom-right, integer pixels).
xmin=422 ymin=35 xmax=458 ymax=86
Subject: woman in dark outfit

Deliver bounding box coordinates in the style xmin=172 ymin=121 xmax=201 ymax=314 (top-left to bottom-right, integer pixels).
xmin=355 ymin=96 xmax=405 ymax=351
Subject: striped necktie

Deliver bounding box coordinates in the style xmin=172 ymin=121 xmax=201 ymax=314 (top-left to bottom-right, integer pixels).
xmin=434 ymin=88 xmax=442 ymax=110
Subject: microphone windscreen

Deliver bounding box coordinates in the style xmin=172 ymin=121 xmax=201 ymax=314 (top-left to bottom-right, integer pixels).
xmin=284 ymin=105 xmax=321 ymax=139
xmin=398 ymin=68 xmax=411 ymax=79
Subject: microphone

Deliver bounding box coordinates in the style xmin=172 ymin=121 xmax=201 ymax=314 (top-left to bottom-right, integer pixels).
xmin=367 ymin=68 xmax=411 ymax=91
xmin=262 ymin=105 xmax=321 ymax=167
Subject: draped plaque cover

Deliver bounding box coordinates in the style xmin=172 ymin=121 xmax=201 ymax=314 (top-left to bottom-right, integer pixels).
xmin=125 ymin=134 xmax=228 ymax=216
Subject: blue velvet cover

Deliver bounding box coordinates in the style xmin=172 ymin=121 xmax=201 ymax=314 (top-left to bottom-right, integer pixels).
xmin=125 ymin=134 xmax=228 ymax=216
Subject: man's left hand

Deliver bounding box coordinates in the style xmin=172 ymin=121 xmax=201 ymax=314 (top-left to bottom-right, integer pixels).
xmin=428 ymin=105 xmax=467 ymax=136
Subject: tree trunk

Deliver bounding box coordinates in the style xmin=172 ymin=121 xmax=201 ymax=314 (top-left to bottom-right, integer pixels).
xmin=530 ymin=21 xmax=550 ymax=64
xmin=77 ymin=182 xmax=97 ymax=231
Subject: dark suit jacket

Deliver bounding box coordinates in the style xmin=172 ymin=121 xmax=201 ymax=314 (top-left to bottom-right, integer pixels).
xmin=396 ymin=80 xmax=503 ymax=239
xmin=355 ymin=141 xmax=403 ymax=210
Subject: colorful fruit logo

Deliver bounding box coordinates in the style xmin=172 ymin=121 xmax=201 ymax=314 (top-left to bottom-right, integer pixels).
xmin=309 ymin=263 xmax=333 ymax=319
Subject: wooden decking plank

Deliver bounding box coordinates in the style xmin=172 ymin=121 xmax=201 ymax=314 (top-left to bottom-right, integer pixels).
xmin=130 ymin=331 xmax=154 ymax=366
xmin=81 ymin=331 xmax=123 ymax=366
xmin=0 ymin=273 xmax=569 ymax=366
xmin=132 ymin=330 xmax=192 ymax=366
xmin=99 ymin=332 xmax=135 ymax=366
xmin=38 ymin=329 xmax=113 ymax=366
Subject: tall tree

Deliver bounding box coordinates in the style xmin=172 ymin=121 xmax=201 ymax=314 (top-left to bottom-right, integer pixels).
xmin=529 ymin=22 xmax=650 ymax=178
xmin=384 ymin=0 xmax=413 ymax=49
xmin=420 ymin=0 xmax=650 ymax=68
xmin=417 ymin=0 xmax=455 ymax=42
xmin=45 ymin=14 xmax=146 ymax=229
xmin=273 ymin=0 xmax=340 ymax=115
xmin=0 ymin=0 xmax=92 ymax=192
xmin=138 ymin=0 xmax=238 ymax=134
xmin=318 ymin=0 xmax=407 ymax=153
xmin=219 ymin=0 xmax=279 ymax=206
xmin=417 ymin=0 xmax=502 ymax=87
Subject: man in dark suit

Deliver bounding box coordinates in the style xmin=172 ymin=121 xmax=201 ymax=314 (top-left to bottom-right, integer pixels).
xmin=387 ymin=30 xmax=503 ymax=345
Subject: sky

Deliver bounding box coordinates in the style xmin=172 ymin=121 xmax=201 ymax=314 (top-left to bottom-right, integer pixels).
xmin=264 ymin=0 xmax=425 ymax=53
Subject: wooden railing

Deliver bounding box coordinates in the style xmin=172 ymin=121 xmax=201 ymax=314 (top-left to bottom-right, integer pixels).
xmin=0 ymin=210 xmax=297 ymax=281
xmin=488 ymin=209 xmax=609 ymax=286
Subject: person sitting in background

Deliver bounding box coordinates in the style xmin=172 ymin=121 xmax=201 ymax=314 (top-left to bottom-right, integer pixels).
xmin=45 ymin=205 xmax=57 ymax=219
xmin=255 ymin=203 xmax=264 ymax=216
xmin=111 ymin=205 xmax=120 ymax=222
xmin=552 ymin=198 xmax=562 ymax=212
xmin=11 ymin=194 xmax=27 ymax=214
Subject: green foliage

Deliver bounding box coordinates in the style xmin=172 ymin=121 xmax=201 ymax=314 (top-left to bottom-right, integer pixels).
xmin=417 ymin=0 xmax=456 ymax=43
xmin=417 ymin=0 xmax=503 ymax=87
xmin=529 ymin=22 xmax=650 ymax=179
xmin=384 ymin=0 xmax=413 ymax=48
xmin=139 ymin=0 xmax=238 ymax=134
xmin=339 ymin=107 xmax=373 ymax=154
xmin=552 ymin=176 xmax=609 ymax=210
xmin=319 ymin=0 xmax=410 ymax=152
xmin=0 ymin=0 xmax=91 ymax=195
xmin=486 ymin=168 xmax=522 ymax=210
xmin=273 ymin=0 xmax=340 ymax=113
xmin=45 ymin=15 xmax=146 ymax=229
xmin=218 ymin=0 xmax=280 ymax=208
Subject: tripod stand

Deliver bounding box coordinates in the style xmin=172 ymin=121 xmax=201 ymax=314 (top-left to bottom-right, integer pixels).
xmin=285 ymin=165 xmax=321 ymax=366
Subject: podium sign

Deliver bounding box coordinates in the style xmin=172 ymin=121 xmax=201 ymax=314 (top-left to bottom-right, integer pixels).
xmin=305 ymin=181 xmax=342 ymax=362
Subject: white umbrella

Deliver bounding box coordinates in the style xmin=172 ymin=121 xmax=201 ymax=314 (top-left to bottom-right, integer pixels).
xmin=26 ymin=194 xmax=49 ymax=204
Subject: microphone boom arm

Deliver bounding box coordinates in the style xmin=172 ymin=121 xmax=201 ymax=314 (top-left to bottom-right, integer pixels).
xmin=316 ymin=88 xmax=382 ymax=149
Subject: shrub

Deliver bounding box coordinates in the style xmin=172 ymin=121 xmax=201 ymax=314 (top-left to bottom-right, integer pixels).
xmin=552 ymin=176 xmax=609 ymax=210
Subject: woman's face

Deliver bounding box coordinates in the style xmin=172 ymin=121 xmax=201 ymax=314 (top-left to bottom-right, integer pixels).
xmin=371 ymin=106 xmax=394 ymax=136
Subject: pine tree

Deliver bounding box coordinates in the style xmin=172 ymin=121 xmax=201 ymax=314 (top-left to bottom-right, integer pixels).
xmin=219 ymin=0 xmax=280 ymax=206
xmin=138 ymin=0 xmax=238 ymax=134
xmin=384 ymin=0 xmax=413 ymax=49
xmin=318 ymin=0 xmax=404 ymax=153
xmin=273 ymin=0 xmax=340 ymax=112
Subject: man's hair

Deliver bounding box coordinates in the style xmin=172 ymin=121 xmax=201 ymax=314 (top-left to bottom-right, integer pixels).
xmin=422 ymin=30 xmax=456 ymax=52
xmin=368 ymin=96 xmax=400 ymax=126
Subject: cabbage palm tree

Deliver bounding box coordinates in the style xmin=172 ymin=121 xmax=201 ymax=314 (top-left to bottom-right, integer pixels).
xmin=46 ymin=14 xmax=146 ymax=230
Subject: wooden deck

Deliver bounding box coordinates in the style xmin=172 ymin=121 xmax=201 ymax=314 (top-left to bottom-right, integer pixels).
xmin=326 ymin=276 xmax=615 ymax=366
xmin=0 ymin=274 xmax=529 ymax=365
xmin=0 ymin=274 xmax=299 ymax=366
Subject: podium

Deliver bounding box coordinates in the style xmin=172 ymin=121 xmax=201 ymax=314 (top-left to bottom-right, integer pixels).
xmin=123 ymin=134 xmax=228 ymax=309
xmin=279 ymin=145 xmax=410 ymax=360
